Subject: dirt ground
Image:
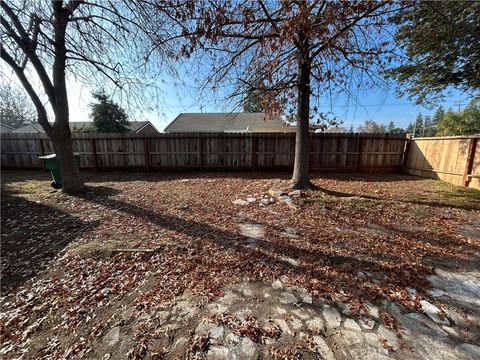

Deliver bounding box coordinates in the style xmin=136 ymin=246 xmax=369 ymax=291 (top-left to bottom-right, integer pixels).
xmin=1 ymin=170 xmax=479 ymax=359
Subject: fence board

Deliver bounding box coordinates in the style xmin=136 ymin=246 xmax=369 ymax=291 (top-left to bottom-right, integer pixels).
xmin=1 ymin=132 xmax=407 ymax=172
xmin=405 ymin=135 xmax=480 ymax=189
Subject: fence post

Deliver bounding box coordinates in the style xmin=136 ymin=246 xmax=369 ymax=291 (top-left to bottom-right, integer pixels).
xmin=402 ymin=134 xmax=412 ymax=170
xmin=198 ymin=136 xmax=204 ymax=170
xmin=308 ymin=133 xmax=312 ymax=169
xmin=91 ymin=138 xmax=99 ymax=171
xmin=357 ymin=135 xmax=363 ymax=171
xmin=463 ymin=137 xmax=477 ymax=186
xmin=143 ymin=138 xmax=150 ymax=171
xmin=38 ymin=138 xmax=46 ymax=171
xmin=251 ymin=135 xmax=258 ymax=170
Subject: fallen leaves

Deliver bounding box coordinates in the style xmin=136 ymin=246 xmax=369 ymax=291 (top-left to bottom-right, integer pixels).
xmin=1 ymin=170 xmax=479 ymax=358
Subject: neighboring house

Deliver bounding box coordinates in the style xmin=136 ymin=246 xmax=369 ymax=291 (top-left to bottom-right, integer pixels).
xmin=323 ymin=126 xmax=349 ymax=133
xmin=12 ymin=121 xmax=160 ymax=136
xmin=164 ymin=112 xmax=296 ymax=133
xmin=0 ymin=123 xmax=15 ymax=133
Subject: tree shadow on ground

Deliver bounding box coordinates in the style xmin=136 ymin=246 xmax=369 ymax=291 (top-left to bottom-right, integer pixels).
xmin=59 ymin=169 xmax=427 ymax=184
xmin=318 ymin=187 xmax=480 ymax=211
xmin=76 ymin=184 xmax=479 ymax=318
xmin=0 ymin=191 xmax=99 ymax=295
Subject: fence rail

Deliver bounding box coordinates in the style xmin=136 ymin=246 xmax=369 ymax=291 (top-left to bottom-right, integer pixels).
xmin=1 ymin=132 xmax=408 ymax=172
xmin=404 ymin=135 xmax=480 ymax=189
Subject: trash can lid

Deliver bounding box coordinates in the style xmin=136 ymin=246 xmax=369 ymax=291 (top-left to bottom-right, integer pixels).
xmin=38 ymin=154 xmax=56 ymax=159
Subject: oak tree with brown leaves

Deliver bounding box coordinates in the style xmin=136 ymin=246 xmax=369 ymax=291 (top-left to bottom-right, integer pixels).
xmin=159 ymin=0 xmax=399 ymax=188
xmin=1 ymin=0 xmax=169 ymax=193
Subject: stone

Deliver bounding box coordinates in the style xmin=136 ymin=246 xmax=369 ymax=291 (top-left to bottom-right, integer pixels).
xmin=364 ymin=333 xmax=390 ymax=356
xmin=268 ymin=189 xmax=286 ymax=198
xmin=219 ymin=291 xmax=241 ymax=305
xmin=238 ymin=223 xmax=264 ymax=239
xmin=323 ymin=306 xmax=342 ymax=330
xmin=173 ymin=336 xmax=188 ymax=349
xmin=365 ymin=302 xmax=380 ymax=319
xmin=274 ymin=318 xmax=293 ymax=336
xmin=443 ymin=307 xmax=468 ymax=327
xmin=306 ymin=317 xmax=325 ymax=333
xmin=290 ymin=318 xmax=303 ymax=330
xmin=283 ymin=227 xmax=300 ymax=238
xmin=104 ymin=327 xmax=120 ymax=346
xmin=403 ymin=313 xmax=449 ymax=338
xmin=406 ymin=287 xmax=417 ymax=298
xmin=292 ymin=308 xmax=310 ymax=320
xmin=427 ymin=289 xmax=447 ymax=298
xmin=280 ymin=292 xmax=298 ymax=304
xmin=243 ymin=287 xmax=253 ymax=296
xmin=207 ymin=304 xmax=228 ymax=315
xmin=209 ymin=326 xmax=224 ymax=340
xmin=278 ymin=257 xmax=299 ymax=267
xmin=274 ymin=306 xmax=287 ymax=315
xmin=300 ymin=293 xmax=313 ymax=304
xmin=238 ymin=337 xmax=258 ymax=358
xmin=359 ymin=318 xmax=375 ymax=330
xmin=246 ymin=197 xmax=256 ymax=203
xmin=272 ymin=279 xmax=283 ymax=290
xmin=278 ymin=195 xmax=295 ymax=208
xmin=120 ymin=308 xmax=134 ymax=321
xmin=344 ymin=319 xmax=361 ymax=331
xmin=195 ymin=321 xmax=216 ymax=335
xmin=377 ymin=325 xmax=399 ymax=348
xmin=420 ymin=300 xmax=450 ymax=326
xmin=225 ymin=333 xmax=240 ymax=344
xmin=312 ymin=335 xmax=336 ymax=360
xmin=156 ymin=310 xmax=170 ymax=322
xmin=441 ymin=325 xmax=460 ymax=338
xmin=207 ymin=345 xmax=231 ymax=359
xmin=288 ymin=190 xmax=302 ymax=197
xmin=339 ymin=302 xmax=352 ymax=316
xmin=260 ymin=198 xmax=270 ymax=205
xmin=455 ymin=343 xmax=480 ymax=359
xmin=364 ymin=332 xmax=381 ymax=348
xmin=233 ymin=199 xmax=248 ymax=206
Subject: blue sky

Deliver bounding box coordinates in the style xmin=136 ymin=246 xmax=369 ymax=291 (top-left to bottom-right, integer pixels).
xmin=139 ymin=82 xmax=472 ymax=132
xmin=37 ymin=69 xmax=474 ymax=133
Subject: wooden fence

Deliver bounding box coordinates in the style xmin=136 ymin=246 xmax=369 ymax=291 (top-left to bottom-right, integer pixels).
xmin=405 ymin=135 xmax=480 ymax=189
xmin=1 ymin=132 xmax=407 ymax=171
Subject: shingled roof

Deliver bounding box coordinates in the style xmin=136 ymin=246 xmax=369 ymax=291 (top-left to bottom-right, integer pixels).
xmin=12 ymin=121 xmax=155 ymax=133
xmin=164 ymin=113 xmax=295 ymax=133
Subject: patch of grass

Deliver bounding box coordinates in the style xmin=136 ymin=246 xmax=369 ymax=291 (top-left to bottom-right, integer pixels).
xmin=1 ymin=179 xmax=54 ymax=199
xmin=412 ymin=205 xmax=427 ymax=216
xmin=299 ymin=196 xmax=326 ymax=205
xmin=434 ymin=181 xmax=480 ymax=203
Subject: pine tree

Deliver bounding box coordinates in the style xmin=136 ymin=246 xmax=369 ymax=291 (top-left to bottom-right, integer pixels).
xmin=387 ymin=121 xmax=395 ymax=133
xmin=430 ymin=106 xmax=445 ymax=136
xmin=90 ymin=92 xmax=130 ymax=133
xmin=406 ymin=114 xmax=424 ymax=136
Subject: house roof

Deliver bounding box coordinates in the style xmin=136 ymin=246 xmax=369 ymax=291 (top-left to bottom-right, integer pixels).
xmin=164 ymin=112 xmax=293 ymax=132
xmin=12 ymin=121 xmax=156 ymax=133
xmin=1 ymin=123 xmax=15 ymax=130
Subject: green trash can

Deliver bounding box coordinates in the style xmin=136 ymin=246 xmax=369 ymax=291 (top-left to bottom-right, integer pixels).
xmin=39 ymin=153 xmax=81 ymax=189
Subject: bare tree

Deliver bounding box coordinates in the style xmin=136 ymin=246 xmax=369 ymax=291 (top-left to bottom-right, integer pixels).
xmin=0 ymin=82 xmax=36 ymax=129
xmin=1 ymin=0 xmax=170 ymax=193
xmin=159 ymin=0 xmax=400 ymax=188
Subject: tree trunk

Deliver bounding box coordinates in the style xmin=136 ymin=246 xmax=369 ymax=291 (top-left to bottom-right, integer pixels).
xmin=50 ymin=7 xmax=84 ymax=194
xmin=51 ymin=118 xmax=84 ymax=194
xmin=290 ymin=49 xmax=313 ymax=189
